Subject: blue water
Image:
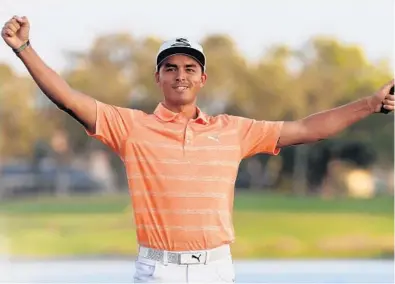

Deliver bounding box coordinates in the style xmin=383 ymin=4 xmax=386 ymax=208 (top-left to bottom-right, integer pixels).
xmin=0 ymin=259 xmax=393 ymax=283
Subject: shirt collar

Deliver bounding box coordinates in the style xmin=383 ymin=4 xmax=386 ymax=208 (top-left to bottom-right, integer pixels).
xmin=154 ymin=102 xmax=209 ymax=125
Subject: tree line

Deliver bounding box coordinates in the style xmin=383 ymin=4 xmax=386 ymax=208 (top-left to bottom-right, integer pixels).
xmin=0 ymin=33 xmax=392 ymax=192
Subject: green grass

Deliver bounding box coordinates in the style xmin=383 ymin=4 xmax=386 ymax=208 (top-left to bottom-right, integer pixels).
xmin=234 ymin=192 xmax=394 ymax=215
xmin=0 ymin=194 xmax=131 ymax=214
xmin=233 ymin=211 xmax=393 ymax=259
xmin=0 ymin=192 xmax=393 ymax=259
xmin=0 ymin=192 xmax=392 ymax=215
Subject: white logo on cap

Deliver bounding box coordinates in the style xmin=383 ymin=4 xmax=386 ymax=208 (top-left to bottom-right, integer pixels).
xmin=171 ymin=38 xmax=191 ymax=47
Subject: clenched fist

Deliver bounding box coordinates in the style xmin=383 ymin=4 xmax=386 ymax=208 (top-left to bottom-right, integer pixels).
xmin=1 ymin=16 xmax=30 ymax=49
xmin=369 ymin=79 xmax=395 ymax=113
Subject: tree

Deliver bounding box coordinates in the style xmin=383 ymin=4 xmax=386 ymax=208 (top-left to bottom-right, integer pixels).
xmin=273 ymin=37 xmax=393 ymax=193
xmin=0 ymin=64 xmax=49 ymax=158
xmin=61 ymin=33 xmax=136 ymax=152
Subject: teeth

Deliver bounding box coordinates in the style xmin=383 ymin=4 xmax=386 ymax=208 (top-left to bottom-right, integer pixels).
xmin=176 ymin=87 xmax=187 ymax=91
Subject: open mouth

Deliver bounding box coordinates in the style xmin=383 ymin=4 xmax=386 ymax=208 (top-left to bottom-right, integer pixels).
xmin=173 ymin=86 xmax=189 ymax=91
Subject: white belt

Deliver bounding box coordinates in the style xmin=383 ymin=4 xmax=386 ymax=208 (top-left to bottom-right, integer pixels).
xmin=138 ymin=244 xmax=231 ymax=265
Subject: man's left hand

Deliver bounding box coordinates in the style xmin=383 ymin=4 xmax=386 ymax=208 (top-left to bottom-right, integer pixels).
xmin=369 ymin=79 xmax=394 ymax=113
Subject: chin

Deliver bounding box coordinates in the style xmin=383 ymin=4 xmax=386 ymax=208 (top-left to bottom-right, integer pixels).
xmin=169 ymin=95 xmax=195 ymax=105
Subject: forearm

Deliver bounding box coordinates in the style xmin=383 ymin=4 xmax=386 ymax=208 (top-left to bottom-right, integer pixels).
xmin=17 ymin=44 xmax=74 ymax=110
xmin=278 ymin=80 xmax=393 ymax=148
xmin=278 ymin=97 xmax=375 ymax=147
xmin=300 ymin=97 xmax=374 ymax=141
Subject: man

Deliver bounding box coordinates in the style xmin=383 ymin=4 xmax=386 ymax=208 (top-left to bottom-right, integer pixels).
xmin=2 ymin=16 xmax=394 ymax=283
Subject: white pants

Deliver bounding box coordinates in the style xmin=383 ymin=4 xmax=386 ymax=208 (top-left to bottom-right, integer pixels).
xmin=133 ymin=245 xmax=235 ymax=283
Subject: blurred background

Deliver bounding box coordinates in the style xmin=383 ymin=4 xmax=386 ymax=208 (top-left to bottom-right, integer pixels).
xmin=0 ymin=0 xmax=394 ymax=282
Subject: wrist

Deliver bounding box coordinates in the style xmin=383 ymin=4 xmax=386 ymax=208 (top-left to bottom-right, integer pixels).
xmin=13 ymin=40 xmax=30 ymax=55
xmin=365 ymin=96 xmax=378 ymax=114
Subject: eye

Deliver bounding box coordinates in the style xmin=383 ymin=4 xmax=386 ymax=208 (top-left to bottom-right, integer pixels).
xmin=166 ymin=67 xmax=176 ymax=72
xmin=186 ymin=68 xmax=195 ymax=73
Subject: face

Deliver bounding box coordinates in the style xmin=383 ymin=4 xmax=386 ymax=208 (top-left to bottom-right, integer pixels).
xmin=155 ymin=54 xmax=207 ymax=106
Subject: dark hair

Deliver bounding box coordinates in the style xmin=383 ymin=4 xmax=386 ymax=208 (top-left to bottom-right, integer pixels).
xmin=156 ymin=47 xmax=205 ymax=72
xmin=157 ymin=62 xmax=205 ymax=74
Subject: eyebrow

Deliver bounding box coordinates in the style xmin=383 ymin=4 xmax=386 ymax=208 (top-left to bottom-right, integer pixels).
xmin=185 ymin=64 xmax=198 ymax=69
xmin=164 ymin=63 xmax=177 ymax=68
xmin=164 ymin=63 xmax=198 ymax=69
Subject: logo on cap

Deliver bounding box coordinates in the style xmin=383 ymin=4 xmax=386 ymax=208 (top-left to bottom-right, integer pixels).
xmin=171 ymin=38 xmax=191 ymax=47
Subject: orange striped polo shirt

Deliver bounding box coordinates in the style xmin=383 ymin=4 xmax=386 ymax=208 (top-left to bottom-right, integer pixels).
xmin=86 ymin=101 xmax=283 ymax=251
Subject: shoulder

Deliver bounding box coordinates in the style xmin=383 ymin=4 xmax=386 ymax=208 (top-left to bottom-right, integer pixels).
xmin=208 ymin=113 xmax=240 ymax=125
xmin=96 ymin=101 xmax=150 ymax=120
xmin=208 ymin=113 xmax=254 ymax=127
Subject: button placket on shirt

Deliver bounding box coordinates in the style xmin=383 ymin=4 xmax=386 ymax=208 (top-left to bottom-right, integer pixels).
xmin=183 ymin=120 xmax=194 ymax=160
xmin=185 ymin=128 xmax=192 ymax=144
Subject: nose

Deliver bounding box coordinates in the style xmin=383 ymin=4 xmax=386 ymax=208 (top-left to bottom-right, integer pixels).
xmin=175 ymin=69 xmax=186 ymax=82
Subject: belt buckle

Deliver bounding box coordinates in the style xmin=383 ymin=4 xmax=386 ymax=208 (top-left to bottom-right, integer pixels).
xmin=178 ymin=251 xmax=207 ymax=265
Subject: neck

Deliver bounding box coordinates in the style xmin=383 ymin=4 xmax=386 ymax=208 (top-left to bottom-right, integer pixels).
xmin=163 ymin=101 xmax=198 ymax=119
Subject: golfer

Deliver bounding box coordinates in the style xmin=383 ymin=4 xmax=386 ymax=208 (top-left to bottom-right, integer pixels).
xmin=2 ymin=16 xmax=394 ymax=283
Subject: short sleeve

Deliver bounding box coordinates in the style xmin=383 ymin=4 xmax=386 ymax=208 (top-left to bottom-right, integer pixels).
xmin=235 ymin=117 xmax=284 ymax=159
xmin=85 ymin=100 xmax=134 ymax=156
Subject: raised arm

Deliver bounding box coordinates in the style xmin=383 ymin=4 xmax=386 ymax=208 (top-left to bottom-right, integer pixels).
xmin=1 ymin=16 xmax=97 ymax=133
xmin=277 ymin=80 xmax=394 ymax=148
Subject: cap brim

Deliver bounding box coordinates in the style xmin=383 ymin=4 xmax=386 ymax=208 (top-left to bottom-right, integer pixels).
xmin=156 ymin=47 xmax=205 ymax=71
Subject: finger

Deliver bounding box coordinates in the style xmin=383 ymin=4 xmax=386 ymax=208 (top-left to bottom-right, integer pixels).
xmin=14 ymin=16 xmax=29 ymax=26
xmin=385 ymin=94 xmax=394 ymax=100
xmin=383 ymin=105 xmax=394 ymax=111
xmin=10 ymin=18 xmax=21 ymax=29
xmin=383 ymin=99 xmax=394 ymax=106
xmin=6 ymin=19 xmax=21 ymax=32
xmin=3 ymin=28 xmax=14 ymax=37
xmin=12 ymin=15 xmax=23 ymax=22
xmin=5 ymin=23 xmax=19 ymax=33
xmin=382 ymin=79 xmax=394 ymax=93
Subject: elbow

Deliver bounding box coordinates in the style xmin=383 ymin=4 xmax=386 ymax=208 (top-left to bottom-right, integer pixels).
xmin=56 ymin=102 xmax=79 ymax=123
xmin=306 ymin=137 xmax=327 ymax=144
xmin=297 ymin=136 xmax=324 ymax=145
xmin=58 ymin=104 xmax=77 ymax=118
xmin=303 ymin=131 xmax=336 ymax=144
xmin=299 ymin=120 xmax=331 ymax=144
xmin=280 ymin=120 xmax=332 ymax=147
xmin=55 ymin=94 xmax=76 ymax=114
xmin=56 ymin=102 xmax=72 ymax=113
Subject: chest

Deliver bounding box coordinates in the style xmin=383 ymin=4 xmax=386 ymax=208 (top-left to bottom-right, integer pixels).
xmin=123 ymin=120 xmax=241 ymax=161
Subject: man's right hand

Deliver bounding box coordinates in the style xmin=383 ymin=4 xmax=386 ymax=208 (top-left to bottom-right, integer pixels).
xmin=1 ymin=16 xmax=30 ymax=49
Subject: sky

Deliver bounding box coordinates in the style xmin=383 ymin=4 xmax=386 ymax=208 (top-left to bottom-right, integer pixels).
xmin=0 ymin=0 xmax=393 ymax=75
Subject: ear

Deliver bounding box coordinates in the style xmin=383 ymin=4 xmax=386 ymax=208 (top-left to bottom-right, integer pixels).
xmin=155 ymin=71 xmax=160 ymax=84
xmin=200 ymin=73 xmax=207 ymax=87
